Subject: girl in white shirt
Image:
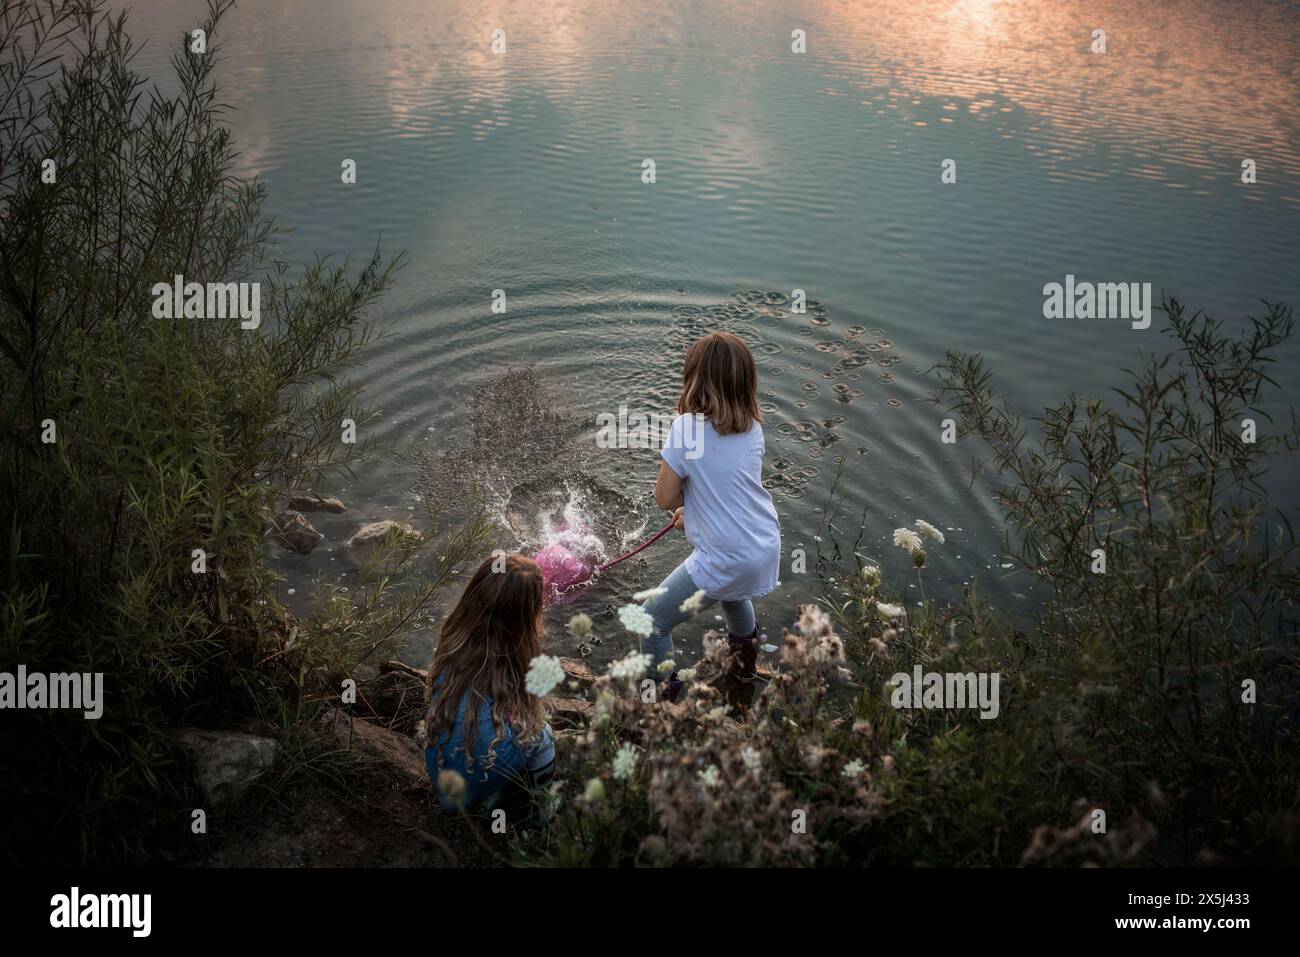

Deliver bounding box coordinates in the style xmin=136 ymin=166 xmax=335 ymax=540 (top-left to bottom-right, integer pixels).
xmin=642 ymin=332 xmax=782 ymax=694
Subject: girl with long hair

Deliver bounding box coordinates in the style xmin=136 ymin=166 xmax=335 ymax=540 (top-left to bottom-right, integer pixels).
xmin=425 ymin=553 xmax=555 ymax=824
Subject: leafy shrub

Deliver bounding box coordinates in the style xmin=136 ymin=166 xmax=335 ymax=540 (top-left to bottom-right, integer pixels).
xmin=522 ymin=302 xmax=1299 ymax=867
xmin=0 ymin=0 xmax=488 ymax=864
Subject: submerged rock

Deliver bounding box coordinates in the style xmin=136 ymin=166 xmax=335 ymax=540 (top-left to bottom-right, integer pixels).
xmin=274 ymin=510 xmax=323 ymax=554
xmin=287 ymin=493 xmax=347 ymax=513
xmin=543 ymin=696 xmax=594 ymax=730
xmin=174 ymin=729 xmax=278 ymax=808
xmin=347 ymin=520 xmax=419 ymax=549
xmin=560 ymin=658 xmax=597 ymax=686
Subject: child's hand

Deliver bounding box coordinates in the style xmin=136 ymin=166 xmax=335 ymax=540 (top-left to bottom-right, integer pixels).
xmin=671 ymin=507 xmax=686 ymax=531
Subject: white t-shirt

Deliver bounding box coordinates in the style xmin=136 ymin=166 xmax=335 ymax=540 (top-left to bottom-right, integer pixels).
xmin=660 ymin=413 xmax=781 ymax=601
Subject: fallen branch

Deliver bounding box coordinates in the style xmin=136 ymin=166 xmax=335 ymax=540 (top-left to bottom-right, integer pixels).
xmin=379 ymin=659 xmax=429 ymax=682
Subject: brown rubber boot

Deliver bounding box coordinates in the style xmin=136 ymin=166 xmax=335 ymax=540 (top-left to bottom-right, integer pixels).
xmin=661 ymin=671 xmax=684 ymax=703
xmin=726 ymin=629 xmax=759 ymax=683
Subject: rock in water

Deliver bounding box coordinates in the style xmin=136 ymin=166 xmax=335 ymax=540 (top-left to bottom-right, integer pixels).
xmin=274 ymin=510 xmax=323 ymax=554
xmin=542 ymin=696 xmax=594 ymax=730
xmin=347 ymin=520 xmax=419 ymax=549
xmin=174 ymin=729 xmax=278 ymax=808
xmin=560 ymin=657 xmax=597 ymax=685
xmin=287 ymin=493 xmax=347 ymax=513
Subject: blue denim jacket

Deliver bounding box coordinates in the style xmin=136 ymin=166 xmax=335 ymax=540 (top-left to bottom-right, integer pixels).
xmin=425 ymin=684 xmax=555 ymax=812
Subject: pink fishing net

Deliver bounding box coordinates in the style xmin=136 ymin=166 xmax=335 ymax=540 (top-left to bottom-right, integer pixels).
xmin=532 ymin=524 xmax=604 ymax=603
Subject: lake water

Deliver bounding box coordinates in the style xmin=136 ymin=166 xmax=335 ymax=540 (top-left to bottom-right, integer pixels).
xmin=121 ymin=0 xmax=1300 ymax=665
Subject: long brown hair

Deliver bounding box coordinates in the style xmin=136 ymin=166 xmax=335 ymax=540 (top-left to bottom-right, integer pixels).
xmin=677 ymin=331 xmax=762 ymax=435
xmin=426 ymin=553 xmax=547 ymax=770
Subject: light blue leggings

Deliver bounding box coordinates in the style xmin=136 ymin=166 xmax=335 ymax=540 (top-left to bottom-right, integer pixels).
xmin=639 ymin=560 xmax=757 ymax=668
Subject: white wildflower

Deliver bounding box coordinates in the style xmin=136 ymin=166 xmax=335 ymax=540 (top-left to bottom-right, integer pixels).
xmin=617 ymin=603 xmax=654 ymax=637
xmin=547 ymin=781 xmax=565 ymax=815
xmin=436 ymin=769 xmax=466 ymax=806
xmin=678 ymin=589 xmax=707 ymax=614
xmin=612 ymin=743 xmax=638 ymax=781
xmin=609 ymin=651 xmax=653 ymax=682
xmin=593 ymin=690 xmax=617 ymax=727
xmin=741 ymin=747 xmax=762 ymax=772
xmin=915 ymin=519 xmax=945 ymax=544
xmin=657 ymin=658 xmax=676 ymax=675
xmin=803 ymin=744 xmax=834 ymax=771
xmin=676 ymin=668 xmax=697 ymax=682
xmin=876 ymin=601 xmax=905 ymax=619
xmin=842 ymin=759 xmax=866 ymax=778
xmin=525 ymin=654 xmax=565 ymax=697
xmin=633 ymin=586 xmax=667 ymax=602
xmin=893 ymin=527 xmax=923 ymax=552
xmin=567 ymin=613 xmax=592 ymax=637
xmin=795 ymin=604 xmax=832 ymax=636
xmin=860 ymin=564 xmax=882 ymax=586
xmin=584 ymin=778 xmax=606 ymax=802
xmin=640 ymin=835 xmax=668 ymax=861
xmin=697 ymin=765 xmax=722 ymax=789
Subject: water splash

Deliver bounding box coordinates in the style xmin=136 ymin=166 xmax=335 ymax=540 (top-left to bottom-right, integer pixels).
xmin=529 ymin=491 xmax=609 ymax=602
xmin=407 ymin=367 xmax=654 ymax=604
